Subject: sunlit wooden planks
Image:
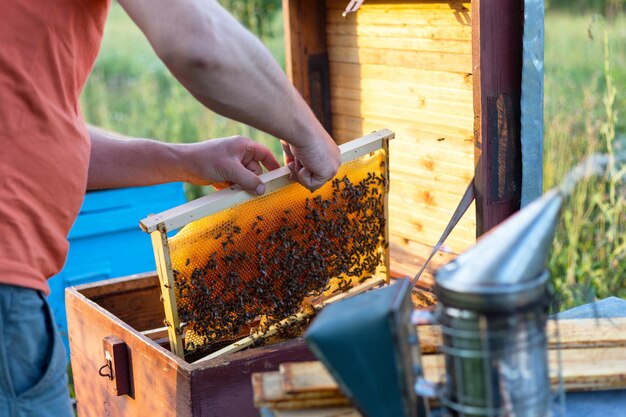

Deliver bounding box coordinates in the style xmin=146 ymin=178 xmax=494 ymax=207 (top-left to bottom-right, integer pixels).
xmin=332 ymin=117 xmax=474 ymax=144
xmin=326 ymin=22 xmax=471 ymax=42
xmin=326 ymin=6 xmax=471 ymax=27
xmin=328 ymin=35 xmax=470 ymax=54
xmin=332 ymin=114 xmax=473 ymax=141
xmin=331 ymin=89 xmax=472 ymax=120
xmin=325 ymin=0 xmax=475 ymax=251
xmin=328 ymin=47 xmax=472 ymax=73
xmin=329 ymin=62 xmax=473 ymax=91
xmin=325 ymin=0 xmax=470 ymax=11
xmin=329 ymin=77 xmax=472 ymax=104
xmin=253 ymin=318 xmax=626 ymax=413
xmin=332 ymin=99 xmax=472 ymax=129
xmin=389 ymin=210 xmax=476 ymax=253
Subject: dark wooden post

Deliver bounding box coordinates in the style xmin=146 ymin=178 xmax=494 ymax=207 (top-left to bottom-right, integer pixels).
xmin=472 ymin=0 xmax=524 ymax=236
xmin=282 ymin=0 xmax=332 ymax=134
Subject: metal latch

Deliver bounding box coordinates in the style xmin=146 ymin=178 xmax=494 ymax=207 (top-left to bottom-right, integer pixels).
xmin=99 ymin=335 xmax=132 ymax=396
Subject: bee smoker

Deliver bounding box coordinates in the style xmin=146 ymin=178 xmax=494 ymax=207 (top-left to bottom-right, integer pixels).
xmin=304 ymin=189 xmax=563 ymax=417
xmin=432 ymin=189 xmax=564 ymax=417
xmin=306 ymin=279 xmax=430 ymax=417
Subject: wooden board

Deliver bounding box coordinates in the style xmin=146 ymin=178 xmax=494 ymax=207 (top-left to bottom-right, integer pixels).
xmin=253 ymin=372 xmax=350 ymax=410
xmin=388 ymin=241 xmax=456 ymax=286
xmin=330 ymin=88 xmax=473 ymax=115
xmin=322 ymin=0 xmax=525 ymax=248
xmin=328 ymin=46 xmax=472 ymax=74
xmin=67 ymin=281 xmax=192 ymax=417
xmin=280 ymin=0 xmax=527 ymax=252
xmin=416 ymin=318 xmax=626 ymax=354
xmin=151 ymin=228 xmax=184 ymax=357
xmin=253 ymin=317 xmax=626 ymax=401
xmin=280 ymin=361 xmax=342 ymax=394
xmin=283 ymin=0 xmax=331 ymax=131
xmin=68 ymin=274 xmax=320 ymax=417
xmin=326 ymin=1 xmax=469 ymax=11
xmin=324 ymin=0 xmax=475 ymax=250
xmin=256 ymin=331 xmax=626 ymax=412
xmin=419 ymin=346 xmax=626 ymax=391
xmin=551 ymin=346 xmax=626 ymax=391
xmin=331 ymin=114 xmax=473 ymax=142
xmin=472 ymin=0 xmax=524 ymax=234
xmin=325 ymin=5 xmax=471 ymax=27
xmin=329 ymin=62 xmax=473 ymax=91
xmin=77 ymin=272 xmax=164 ymax=331
xmin=329 ymin=78 xmax=473 ymax=104
xmin=327 ymin=35 xmax=470 ymax=55
xmin=266 ymin=408 xmax=360 ymax=417
xmin=331 ymin=98 xmax=474 ymax=128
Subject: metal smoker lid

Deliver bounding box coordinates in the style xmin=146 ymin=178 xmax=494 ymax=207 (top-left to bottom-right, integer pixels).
xmin=435 ymin=189 xmax=563 ymax=312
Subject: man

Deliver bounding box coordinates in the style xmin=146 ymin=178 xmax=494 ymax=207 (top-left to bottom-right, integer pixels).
xmin=0 ymin=0 xmax=340 ymax=415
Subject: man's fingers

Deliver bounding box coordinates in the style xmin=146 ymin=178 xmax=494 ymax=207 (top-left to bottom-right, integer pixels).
xmin=287 ymin=161 xmax=297 ymax=181
xmin=229 ymin=164 xmax=266 ymax=195
xmin=296 ymin=166 xmax=325 ymax=192
xmin=244 ymin=160 xmax=263 ymax=176
xmin=281 ymin=140 xmax=295 ymax=166
xmin=244 ymin=141 xmax=281 ymax=172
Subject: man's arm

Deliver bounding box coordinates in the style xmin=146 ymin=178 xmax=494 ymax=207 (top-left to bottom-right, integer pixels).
xmin=116 ymin=0 xmax=339 ymax=191
xmin=87 ymin=126 xmax=280 ymax=194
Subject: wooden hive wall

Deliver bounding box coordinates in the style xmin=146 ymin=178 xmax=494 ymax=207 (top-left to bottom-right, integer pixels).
xmin=325 ymin=0 xmax=475 ymax=253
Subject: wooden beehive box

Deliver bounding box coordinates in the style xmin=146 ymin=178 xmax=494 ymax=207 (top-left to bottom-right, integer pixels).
xmin=284 ymin=0 xmax=530 ymax=261
xmin=68 ymin=1 xmax=537 ymax=416
xmin=67 ymin=273 xmax=316 ymax=417
xmin=68 ymin=131 xmax=397 ymax=417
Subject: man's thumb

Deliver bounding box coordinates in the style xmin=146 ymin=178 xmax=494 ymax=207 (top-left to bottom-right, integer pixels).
xmin=232 ymin=166 xmax=266 ymax=195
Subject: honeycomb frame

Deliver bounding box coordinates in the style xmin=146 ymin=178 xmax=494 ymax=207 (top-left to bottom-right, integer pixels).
xmin=140 ymin=129 xmax=394 ymax=358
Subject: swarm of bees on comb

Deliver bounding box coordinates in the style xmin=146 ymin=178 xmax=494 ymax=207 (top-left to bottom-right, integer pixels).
xmin=168 ymin=149 xmax=388 ymax=359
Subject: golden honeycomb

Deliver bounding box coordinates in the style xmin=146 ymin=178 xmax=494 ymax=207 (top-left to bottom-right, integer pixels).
xmin=169 ymin=149 xmax=388 ymax=354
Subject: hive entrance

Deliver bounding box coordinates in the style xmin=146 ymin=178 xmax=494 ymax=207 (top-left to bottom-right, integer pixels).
xmin=141 ymin=130 xmax=393 ymax=360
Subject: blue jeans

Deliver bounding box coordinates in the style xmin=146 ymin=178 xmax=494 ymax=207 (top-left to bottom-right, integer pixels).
xmin=0 ymin=285 xmax=73 ymax=417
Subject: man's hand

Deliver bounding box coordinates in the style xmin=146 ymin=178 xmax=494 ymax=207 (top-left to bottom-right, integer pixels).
xmin=282 ymin=132 xmax=340 ymax=191
xmin=118 ymin=0 xmax=341 ymax=191
xmin=87 ymin=127 xmax=280 ymax=194
xmin=179 ymin=136 xmax=280 ymax=194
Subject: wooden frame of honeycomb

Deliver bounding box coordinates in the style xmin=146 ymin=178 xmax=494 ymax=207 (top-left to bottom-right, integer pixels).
xmin=140 ymin=129 xmax=394 ymax=359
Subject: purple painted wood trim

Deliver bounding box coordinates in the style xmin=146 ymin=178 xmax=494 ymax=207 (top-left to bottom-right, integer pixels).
xmin=474 ymin=0 xmax=525 ymax=235
xmin=190 ymin=339 xmax=315 ymax=416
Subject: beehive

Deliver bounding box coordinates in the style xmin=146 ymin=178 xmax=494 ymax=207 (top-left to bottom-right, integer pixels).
xmin=284 ymin=0 xmax=529 ymax=259
xmin=140 ymin=130 xmax=392 ymax=359
xmin=67 ymin=1 xmax=539 ymax=414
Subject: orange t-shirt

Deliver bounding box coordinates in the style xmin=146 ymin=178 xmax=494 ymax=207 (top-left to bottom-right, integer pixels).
xmin=0 ymin=0 xmax=111 ymax=294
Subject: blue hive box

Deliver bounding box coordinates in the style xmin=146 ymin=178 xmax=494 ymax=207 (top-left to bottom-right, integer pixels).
xmin=48 ymin=183 xmax=186 ymax=354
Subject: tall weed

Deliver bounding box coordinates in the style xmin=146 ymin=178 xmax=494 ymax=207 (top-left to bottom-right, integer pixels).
xmin=548 ymin=19 xmax=626 ymax=309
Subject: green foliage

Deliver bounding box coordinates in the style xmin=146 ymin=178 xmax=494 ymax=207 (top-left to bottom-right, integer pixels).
xmin=547 ymin=0 xmax=625 ymax=19
xmin=218 ymin=0 xmax=282 ymax=40
xmin=545 ymin=14 xmax=626 ymax=309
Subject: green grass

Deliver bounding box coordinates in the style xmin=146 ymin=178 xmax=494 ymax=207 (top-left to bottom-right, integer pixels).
xmin=544 ymin=12 xmax=626 ymax=309
xmin=544 ymin=12 xmax=626 ymax=184
xmin=80 ymin=6 xmax=625 ymax=310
